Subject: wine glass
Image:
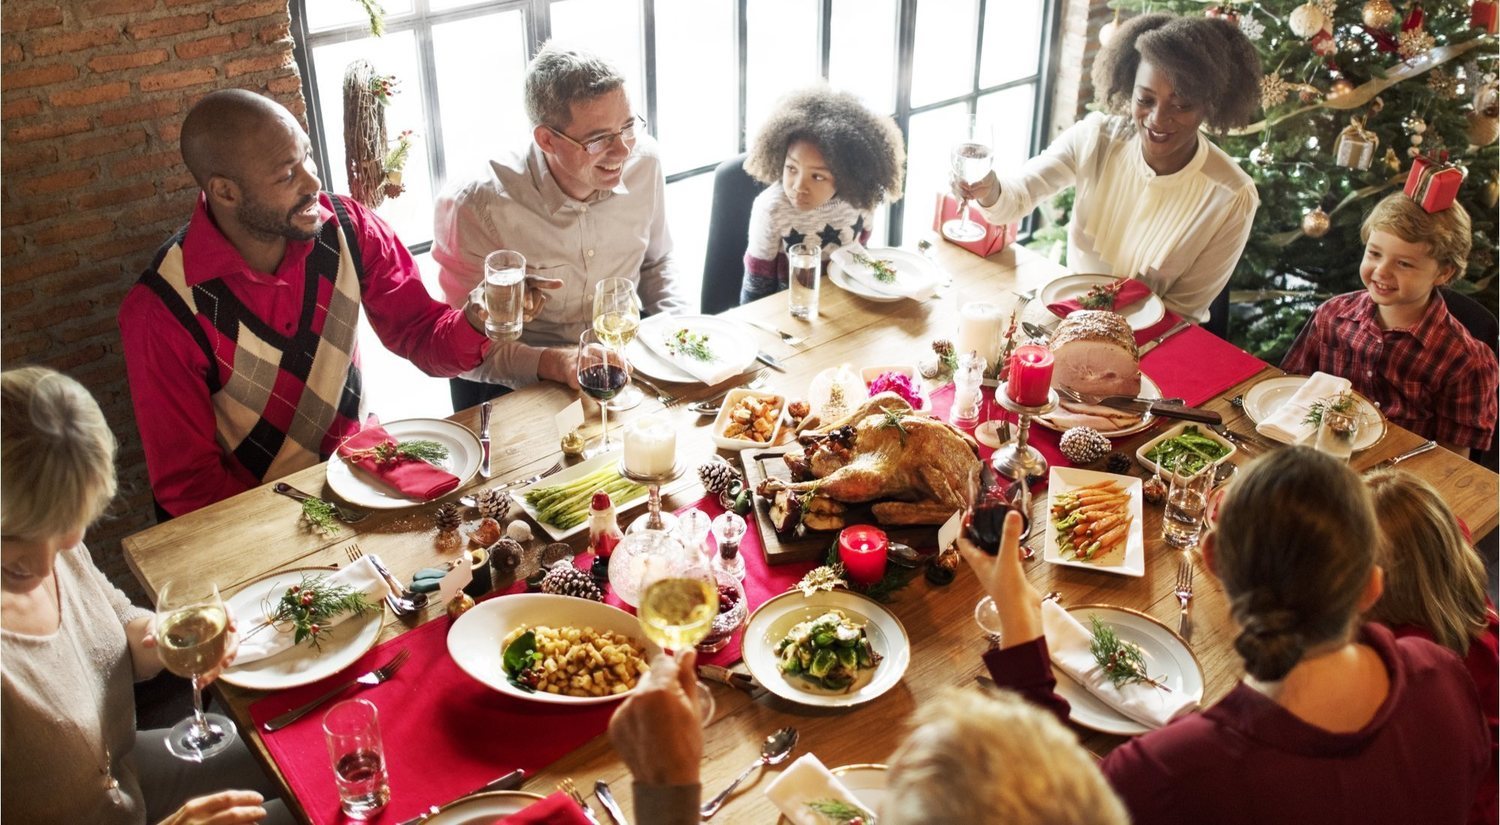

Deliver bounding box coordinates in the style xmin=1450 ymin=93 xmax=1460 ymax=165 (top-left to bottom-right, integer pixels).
xmin=155 ymin=580 xmax=237 ymax=761
xmin=635 ymin=533 xmax=718 ymax=724
xmin=577 ymin=329 xmax=629 ymax=454
xmin=966 ymin=463 xmax=1033 ymax=637
xmin=943 ymin=115 xmax=994 ymax=243
xmin=592 ymin=277 xmax=643 ymax=411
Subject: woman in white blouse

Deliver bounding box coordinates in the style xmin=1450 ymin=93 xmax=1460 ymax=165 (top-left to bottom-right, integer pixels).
xmin=960 ymin=13 xmax=1263 ymax=323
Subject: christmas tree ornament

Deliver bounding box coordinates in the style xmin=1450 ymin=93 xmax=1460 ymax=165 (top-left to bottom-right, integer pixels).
xmin=1060 ymin=427 xmax=1112 ymax=465
xmin=1467 ymin=112 xmax=1500 ymax=146
xmin=1099 ymin=9 xmax=1120 ymax=46
xmin=1206 ymin=5 xmax=1239 ymax=22
xmin=1251 ymin=140 xmax=1278 ymax=165
xmin=446 ymin=591 xmax=475 ymax=619
xmin=1260 ymin=73 xmax=1291 ymax=109
xmin=1302 ymin=206 xmax=1332 ymax=238
xmin=540 ymin=561 xmax=605 ymax=601
xmin=1334 ymin=115 xmax=1380 ymax=170
xmin=467 ymin=516 xmax=502 ymax=548
xmin=1313 ymin=0 xmax=1337 ymax=16
xmin=1475 ymin=78 xmax=1500 ymax=118
xmin=1404 ymin=153 xmax=1468 ymax=213
xmin=1310 ymin=29 xmax=1339 ymax=57
xmin=1240 ymin=14 xmax=1267 ymax=40
xmin=1289 ymin=2 xmax=1329 ymax=37
xmin=1384 ymin=147 xmax=1402 ymax=171
xmin=1329 ymin=77 xmax=1356 ymax=98
xmin=1362 ymin=0 xmax=1397 ymax=28
xmin=1426 ymin=70 xmax=1459 ymax=100
xmin=505 ymin=519 xmax=532 ymax=542
xmin=1403 ymin=115 xmax=1427 ymax=135
xmin=1398 ymin=4 xmax=1435 ymax=58
xmin=1474 ymin=0 xmax=1499 ymax=33
xmin=1482 ymin=179 xmax=1499 ymax=210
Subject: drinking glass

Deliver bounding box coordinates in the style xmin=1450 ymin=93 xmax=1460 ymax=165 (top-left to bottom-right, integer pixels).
xmin=1315 ymin=407 xmax=1360 ymax=463
xmin=592 ymin=277 xmax=644 ymax=411
xmin=323 ymin=699 xmax=391 ymax=820
xmin=483 ymin=249 xmax=526 ymax=341
xmin=577 ymin=329 xmax=628 ymax=454
xmin=155 ymin=581 xmax=236 ymax=761
xmin=636 ymin=533 xmax=717 ymax=724
xmin=1162 ymin=456 xmax=1213 ymax=549
xmin=787 ymin=241 xmax=821 ymax=320
xmin=967 ymin=463 xmax=1033 ymax=636
xmin=943 ymin=115 xmax=994 ymax=243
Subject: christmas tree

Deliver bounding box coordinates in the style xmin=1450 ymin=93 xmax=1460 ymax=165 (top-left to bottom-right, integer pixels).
xmin=1080 ymin=1 xmax=1498 ymax=360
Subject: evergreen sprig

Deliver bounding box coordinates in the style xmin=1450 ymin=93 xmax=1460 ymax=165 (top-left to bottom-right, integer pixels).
xmin=300 ymin=498 xmax=341 ymax=536
xmin=805 ymin=799 xmax=875 ymax=824
xmin=1089 ymin=615 xmax=1168 ymax=691
xmin=665 ymin=328 xmax=714 ymax=361
xmin=349 ymin=438 xmax=449 ymax=466
xmin=852 ymin=251 xmax=898 ymax=283
xmin=820 ymin=540 xmax=918 ymax=603
xmin=877 ymin=408 xmax=909 ymax=445
xmin=1302 ymin=391 xmax=1357 ymax=428
xmin=269 ymin=575 xmax=375 ymax=649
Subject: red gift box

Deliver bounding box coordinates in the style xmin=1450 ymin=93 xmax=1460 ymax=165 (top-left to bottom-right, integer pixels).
xmin=932 ymin=192 xmax=1018 ymax=257
xmin=1473 ymin=0 xmax=1498 ymax=33
xmin=1403 ymin=154 xmax=1467 ymax=213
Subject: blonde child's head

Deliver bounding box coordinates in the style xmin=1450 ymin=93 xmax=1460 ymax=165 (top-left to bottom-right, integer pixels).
xmin=1361 ymin=193 xmax=1472 ymax=282
xmin=1365 ymin=468 xmax=1489 ymax=656
xmin=744 ymin=85 xmax=905 ymax=213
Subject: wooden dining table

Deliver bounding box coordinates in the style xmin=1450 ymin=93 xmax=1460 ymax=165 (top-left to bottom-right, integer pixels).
xmin=123 ymin=241 xmax=1500 ymax=824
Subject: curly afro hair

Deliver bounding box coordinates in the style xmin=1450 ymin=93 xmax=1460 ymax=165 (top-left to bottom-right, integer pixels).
xmin=1092 ymin=13 xmax=1262 ymax=133
xmin=744 ymin=85 xmax=906 ymax=212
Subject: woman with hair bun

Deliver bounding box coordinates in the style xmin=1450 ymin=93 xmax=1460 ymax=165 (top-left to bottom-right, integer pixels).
xmin=959 ymin=13 xmax=1262 ymax=323
xmin=961 ymin=447 xmax=1490 ymax=825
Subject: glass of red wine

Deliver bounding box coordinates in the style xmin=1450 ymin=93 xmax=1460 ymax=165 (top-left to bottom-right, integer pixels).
xmin=967 ymin=462 xmax=1033 ymax=637
xmin=578 ymin=329 xmax=629 ymax=454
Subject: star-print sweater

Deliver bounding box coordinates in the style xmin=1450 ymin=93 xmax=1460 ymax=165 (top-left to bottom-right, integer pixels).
xmin=739 ymin=184 xmax=872 ymax=304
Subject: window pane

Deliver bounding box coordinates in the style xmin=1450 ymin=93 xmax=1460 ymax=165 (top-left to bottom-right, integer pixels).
xmin=549 ymin=0 xmax=645 ymax=113
xmin=979 ymin=0 xmax=1043 ymax=87
xmin=910 ymin=0 xmax=977 ymax=107
xmin=978 ymin=85 xmax=1036 ymax=172
xmin=665 ymin=171 xmax=714 ymax=312
xmin=304 ymin=0 xmax=413 ymax=33
xmin=655 ymin=0 xmax=737 ymax=174
xmin=747 ymin=0 xmax=820 ymax=135
xmin=430 ymin=0 xmax=499 ymax=11
xmin=309 ymin=31 xmax=434 ymax=246
xmin=432 ymin=11 xmax=531 ymax=186
xmin=900 ymin=104 xmax=966 ymax=245
xmin=829 ymin=0 xmax=897 ymax=113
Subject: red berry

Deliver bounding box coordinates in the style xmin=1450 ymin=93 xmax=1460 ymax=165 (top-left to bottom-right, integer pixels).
xmin=301 ymin=591 xmax=315 ymax=605
xmin=308 ymin=624 xmax=320 ymax=635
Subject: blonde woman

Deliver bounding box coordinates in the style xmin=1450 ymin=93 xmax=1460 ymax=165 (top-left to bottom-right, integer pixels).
xmin=1366 ymin=469 xmax=1497 ymax=825
xmin=1 ymin=367 xmax=288 ymax=825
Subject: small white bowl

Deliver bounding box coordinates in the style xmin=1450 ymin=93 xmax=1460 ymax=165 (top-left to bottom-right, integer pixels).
xmin=1135 ymin=422 xmax=1236 ymax=482
xmin=712 ymin=388 xmax=786 ymax=450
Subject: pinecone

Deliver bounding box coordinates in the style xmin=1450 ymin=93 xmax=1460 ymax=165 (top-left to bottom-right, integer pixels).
xmin=697 ymin=457 xmax=742 ymax=497
xmin=472 ymin=488 xmax=511 ymax=521
xmin=1105 ymin=451 xmax=1133 ymax=474
xmin=1059 ymin=427 xmax=1112 ymax=465
xmin=932 ymin=339 xmax=955 ymax=359
xmin=540 ymin=563 xmax=603 ymax=601
xmin=434 ymin=502 xmax=462 ymax=532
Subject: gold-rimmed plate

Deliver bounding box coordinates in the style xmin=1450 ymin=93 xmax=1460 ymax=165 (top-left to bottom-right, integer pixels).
xmin=1243 ymin=376 xmax=1387 ymax=451
xmin=1040 ymin=274 xmax=1166 ymax=330
xmin=742 ymin=590 xmax=910 ymax=708
xmin=1053 ymin=604 xmax=1204 ymax=736
xmin=421 ymin=790 xmax=547 ymax=823
xmin=777 ymin=764 xmax=888 ymax=824
xmin=325 ymin=418 xmax=482 ymax=509
xmin=220 ymin=567 xmax=384 ymax=690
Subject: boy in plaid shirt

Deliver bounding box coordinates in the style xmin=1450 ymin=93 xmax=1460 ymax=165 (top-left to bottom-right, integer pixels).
xmin=1283 ymin=194 xmax=1497 ymax=457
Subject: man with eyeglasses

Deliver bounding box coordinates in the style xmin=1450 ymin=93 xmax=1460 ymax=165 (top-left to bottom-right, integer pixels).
xmin=434 ymin=42 xmax=686 ymax=409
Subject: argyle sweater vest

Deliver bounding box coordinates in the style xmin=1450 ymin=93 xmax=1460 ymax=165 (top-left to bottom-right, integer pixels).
xmin=139 ymin=196 xmax=365 ymax=484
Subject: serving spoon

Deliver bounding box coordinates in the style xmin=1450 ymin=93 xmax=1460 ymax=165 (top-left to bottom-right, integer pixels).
xmin=700 ymin=726 xmax=799 ymax=818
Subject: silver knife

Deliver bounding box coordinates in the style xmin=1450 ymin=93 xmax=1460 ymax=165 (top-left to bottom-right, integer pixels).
xmin=394 ymin=769 xmax=526 ymax=825
xmin=755 ymin=351 xmax=787 ymax=372
xmin=1137 ymin=319 xmax=1193 ymax=356
xmin=1373 ymin=439 xmax=1438 ymax=470
xmin=1097 ymin=397 xmax=1223 ymax=425
xmin=479 ymin=400 xmax=493 ymax=479
xmin=594 ymin=779 xmax=629 ymax=825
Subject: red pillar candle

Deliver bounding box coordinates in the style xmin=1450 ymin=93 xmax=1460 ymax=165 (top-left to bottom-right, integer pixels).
xmin=1006 ymin=344 xmax=1054 ymax=407
xmin=838 ymin=525 xmax=889 ymax=585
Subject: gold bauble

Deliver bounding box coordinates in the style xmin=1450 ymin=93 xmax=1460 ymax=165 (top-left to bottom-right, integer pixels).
xmin=1362 ymin=0 xmax=1397 ymax=28
xmin=1329 ymin=78 xmax=1356 ymax=98
xmin=446 ymin=592 xmax=476 ymax=619
xmin=1483 ymin=180 xmax=1499 ymax=211
xmin=1468 ymin=113 xmax=1500 ymax=147
xmin=1384 ymin=147 xmax=1401 ymax=171
xmin=1302 ymin=207 xmax=1332 ymax=238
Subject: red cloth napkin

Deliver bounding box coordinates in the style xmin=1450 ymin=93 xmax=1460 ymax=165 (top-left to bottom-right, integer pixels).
xmin=337 ymin=417 xmax=461 ymax=501
xmin=1046 ymin=278 xmax=1154 ymax=318
xmin=498 ymin=792 xmax=592 ymax=824
xmin=250 ymin=618 xmax=615 ymax=825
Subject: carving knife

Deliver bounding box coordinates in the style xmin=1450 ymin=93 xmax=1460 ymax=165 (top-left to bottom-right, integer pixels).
xmin=479 ymin=400 xmax=492 ymax=478
xmin=394 ymin=769 xmax=526 ymax=824
xmin=1097 ymin=397 xmax=1223 ymax=426
xmin=755 ymin=351 xmax=787 ymax=372
xmin=1137 ymin=319 xmax=1193 ymax=356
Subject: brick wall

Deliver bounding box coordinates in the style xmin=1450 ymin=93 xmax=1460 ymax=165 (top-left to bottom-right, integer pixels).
xmin=1 ymin=0 xmax=304 ymax=598
xmin=1048 ymin=0 xmax=1113 ymax=138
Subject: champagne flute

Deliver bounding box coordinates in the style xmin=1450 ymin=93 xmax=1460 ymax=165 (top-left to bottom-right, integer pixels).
xmin=943 ymin=115 xmax=994 ymax=243
xmin=592 ymin=277 xmax=644 ymax=411
xmin=577 ymin=329 xmax=629 ymax=454
xmin=636 ymin=532 xmax=718 ymax=724
xmin=155 ymin=580 xmax=237 ymax=761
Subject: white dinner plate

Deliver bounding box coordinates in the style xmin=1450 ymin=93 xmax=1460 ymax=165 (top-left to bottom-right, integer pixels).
xmin=828 ymin=247 xmax=939 ymax=301
xmin=777 ymin=764 xmax=889 ymax=824
xmin=1053 ymin=605 xmax=1204 ymax=736
xmin=626 ymin=314 xmax=758 ymax=383
xmin=512 ymin=450 xmax=651 ymax=540
xmin=1034 ymin=374 xmax=1163 ymax=439
xmin=446 ymin=593 xmax=660 ymax=705
xmin=325 ymin=418 xmax=482 ymax=509
xmin=1042 ymin=468 xmax=1145 ymax=578
xmin=422 ymin=791 xmax=547 ymax=824
xmin=219 ymin=567 xmax=384 ymax=690
xmin=1039 ymin=274 xmax=1167 ymax=331
xmin=1242 ymin=376 xmax=1387 ymax=451
xmin=742 ymin=590 xmax=910 ymax=708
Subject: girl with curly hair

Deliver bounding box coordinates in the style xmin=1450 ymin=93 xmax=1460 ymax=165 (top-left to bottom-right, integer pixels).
xmin=740 ymin=86 xmax=905 ymax=304
xmin=959 ymin=13 xmax=1262 ymax=323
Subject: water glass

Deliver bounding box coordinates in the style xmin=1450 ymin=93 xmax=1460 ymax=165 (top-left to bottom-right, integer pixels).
xmin=1162 ymin=457 xmax=1212 ymax=549
xmin=1315 ymin=408 xmax=1360 ymax=463
xmin=787 ymin=241 xmax=821 ymax=320
xmin=323 ymin=699 xmax=391 ymax=820
xmin=483 ymin=249 xmax=526 ymax=340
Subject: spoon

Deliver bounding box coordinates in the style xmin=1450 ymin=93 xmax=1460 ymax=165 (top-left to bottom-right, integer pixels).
xmin=686 ymin=372 xmax=771 ymax=416
xmin=700 ymin=726 xmax=799 ymax=818
xmin=1213 ymin=461 xmax=1237 ymax=488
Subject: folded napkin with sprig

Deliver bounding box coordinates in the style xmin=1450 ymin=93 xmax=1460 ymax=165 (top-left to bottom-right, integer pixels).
xmin=642 ymin=325 xmax=741 ymax=385
xmin=1043 ymin=601 xmax=1197 ymax=729
xmin=337 ymin=415 xmax=460 ymax=500
xmin=765 ymin=753 xmax=874 ymax=825
xmin=1046 ymin=277 xmax=1154 ymax=318
xmin=1255 ymin=371 xmax=1352 ymax=445
xmin=237 ymin=557 xmax=388 ymax=664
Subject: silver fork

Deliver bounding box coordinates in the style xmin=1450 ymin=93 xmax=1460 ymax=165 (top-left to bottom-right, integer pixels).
xmin=558 ymin=778 xmax=603 ymax=824
xmin=631 ymin=374 xmax=677 ymax=407
xmin=345 ymin=544 xmax=423 ymax=616
xmin=1174 ymin=555 xmax=1194 ymax=642
xmin=744 ymin=318 xmax=807 ymax=347
xmin=262 ymin=648 xmax=411 ymax=731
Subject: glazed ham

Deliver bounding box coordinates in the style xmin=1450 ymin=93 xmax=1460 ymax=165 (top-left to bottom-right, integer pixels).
xmin=1049 ymin=311 xmax=1141 ymax=397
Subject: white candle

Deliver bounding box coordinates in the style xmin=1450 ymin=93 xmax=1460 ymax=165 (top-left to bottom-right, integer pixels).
xmin=957 ymin=301 xmax=1005 ymax=368
xmin=624 ymin=415 xmax=676 ymax=476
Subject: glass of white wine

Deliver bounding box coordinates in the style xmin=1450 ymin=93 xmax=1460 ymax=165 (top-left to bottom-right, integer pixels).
xmin=592 ymin=277 xmax=643 ymax=411
xmin=635 ymin=533 xmax=718 ymax=725
xmin=155 ymin=580 xmax=237 ymax=761
xmin=943 ymin=114 xmax=994 ymax=243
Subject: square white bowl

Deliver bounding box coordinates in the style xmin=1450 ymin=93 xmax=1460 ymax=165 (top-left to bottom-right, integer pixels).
xmin=712 ymin=388 xmax=786 ymax=450
xmin=1135 ymin=422 xmax=1236 ymax=483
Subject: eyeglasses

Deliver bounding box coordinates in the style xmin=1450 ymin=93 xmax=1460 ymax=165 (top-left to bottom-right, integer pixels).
xmin=547 ymin=115 xmax=646 ymax=156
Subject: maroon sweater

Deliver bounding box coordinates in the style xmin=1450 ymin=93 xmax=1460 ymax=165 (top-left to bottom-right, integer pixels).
xmin=985 ymin=622 xmax=1489 ymax=825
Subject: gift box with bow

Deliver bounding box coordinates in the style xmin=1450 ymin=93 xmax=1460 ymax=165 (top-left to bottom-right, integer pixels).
xmin=1403 ymin=153 xmax=1467 ymax=213
xmin=932 ymin=192 xmax=1018 ymax=257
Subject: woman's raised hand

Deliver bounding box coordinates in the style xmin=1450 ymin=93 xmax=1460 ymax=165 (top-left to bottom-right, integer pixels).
xmin=951 ymin=169 xmax=1000 ymax=209
xmin=957 ymin=509 xmax=1045 ymax=647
